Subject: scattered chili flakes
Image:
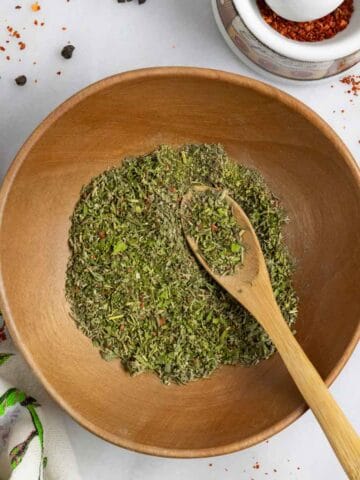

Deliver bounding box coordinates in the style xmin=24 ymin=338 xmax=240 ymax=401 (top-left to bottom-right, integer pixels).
xmin=341 ymin=75 xmax=360 ymax=96
xmin=257 ymin=0 xmax=353 ymax=42
xmin=31 ymin=2 xmax=41 ymax=12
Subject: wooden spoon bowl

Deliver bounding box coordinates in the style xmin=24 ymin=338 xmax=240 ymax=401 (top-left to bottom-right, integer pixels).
xmin=0 ymin=68 xmax=359 ymax=457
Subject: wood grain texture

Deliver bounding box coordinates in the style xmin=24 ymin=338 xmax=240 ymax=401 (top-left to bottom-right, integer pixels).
xmin=183 ymin=186 xmax=360 ymax=478
xmin=0 ymin=67 xmax=359 ymax=458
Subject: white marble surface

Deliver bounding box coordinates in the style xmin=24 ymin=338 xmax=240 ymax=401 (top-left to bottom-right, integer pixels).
xmin=0 ymin=1 xmax=359 ymax=479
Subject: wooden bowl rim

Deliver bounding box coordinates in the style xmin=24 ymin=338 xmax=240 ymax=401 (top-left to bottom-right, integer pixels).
xmin=0 ymin=67 xmax=359 ymax=458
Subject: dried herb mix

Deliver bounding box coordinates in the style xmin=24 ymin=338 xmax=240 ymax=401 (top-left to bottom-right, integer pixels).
xmin=66 ymin=144 xmax=298 ymax=384
xmin=182 ymin=189 xmax=245 ymax=276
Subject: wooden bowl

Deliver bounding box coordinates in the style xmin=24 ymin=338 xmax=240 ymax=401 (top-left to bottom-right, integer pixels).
xmin=0 ymin=68 xmax=359 ymax=457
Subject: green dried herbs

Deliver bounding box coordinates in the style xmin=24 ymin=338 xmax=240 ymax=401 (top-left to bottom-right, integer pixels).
xmin=182 ymin=189 xmax=245 ymax=276
xmin=66 ymin=144 xmax=298 ymax=384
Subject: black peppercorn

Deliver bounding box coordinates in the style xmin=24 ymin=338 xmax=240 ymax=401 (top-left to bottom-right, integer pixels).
xmin=15 ymin=75 xmax=27 ymax=86
xmin=61 ymin=45 xmax=75 ymax=59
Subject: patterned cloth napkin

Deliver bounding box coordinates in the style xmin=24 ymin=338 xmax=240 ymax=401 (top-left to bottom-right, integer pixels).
xmin=0 ymin=317 xmax=81 ymax=480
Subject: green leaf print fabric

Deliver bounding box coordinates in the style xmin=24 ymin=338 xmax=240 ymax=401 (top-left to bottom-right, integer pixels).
xmin=0 ymin=316 xmax=81 ymax=480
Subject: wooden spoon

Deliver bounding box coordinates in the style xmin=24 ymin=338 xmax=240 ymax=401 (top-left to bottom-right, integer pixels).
xmin=181 ymin=185 xmax=360 ymax=479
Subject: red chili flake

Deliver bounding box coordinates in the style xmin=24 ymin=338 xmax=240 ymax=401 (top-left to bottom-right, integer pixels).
xmin=157 ymin=317 xmax=166 ymax=327
xmin=18 ymin=41 xmax=26 ymax=50
xmin=40 ymin=22 xmax=45 ymax=26
xmin=257 ymin=0 xmax=353 ymax=42
xmin=34 ymin=19 xmax=38 ymax=25
xmin=0 ymin=320 xmax=7 ymax=342
xmin=31 ymin=2 xmax=41 ymax=11
xmin=253 ymin=462 xmax=260 ymax=469
xmin=6 ymin=55 xmax=10 ymax=60
xmin=0 ymin=46 xmax=5 ymax=51
xmin=7 ymin=26 xmax=13 ymax=33
xmin=56 ymin=71 xmax=62 ymax=75
xmin=341 ymin=75 xmax=360 ymax=96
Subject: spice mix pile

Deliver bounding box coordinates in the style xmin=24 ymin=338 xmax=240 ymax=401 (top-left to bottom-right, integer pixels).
xmin=66 ymin=144 xmax=298 ymax=384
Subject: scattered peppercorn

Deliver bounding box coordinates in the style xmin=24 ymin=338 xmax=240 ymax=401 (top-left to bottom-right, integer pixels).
xmin=61 ymin=44 xmax=75 ymax=59
xmin=257 ymin=0 xmax=353 ymax=42
xmin=15 ymin=75 xmax=27 ymax=86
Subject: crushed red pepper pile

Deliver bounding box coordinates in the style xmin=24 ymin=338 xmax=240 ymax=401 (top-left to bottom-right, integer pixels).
xmin=257 ymin=0 xmax=353 ymax=42
xmin=341 ymin=75 xmax=360 ymax=96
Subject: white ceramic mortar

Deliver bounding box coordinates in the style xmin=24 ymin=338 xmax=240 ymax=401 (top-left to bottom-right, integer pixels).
xmin=212 ymin=0 xmax=360 ymax=82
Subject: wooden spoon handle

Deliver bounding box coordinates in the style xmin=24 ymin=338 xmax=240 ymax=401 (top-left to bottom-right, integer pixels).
xmin=261 ymin=301 xmax=360 ymax=479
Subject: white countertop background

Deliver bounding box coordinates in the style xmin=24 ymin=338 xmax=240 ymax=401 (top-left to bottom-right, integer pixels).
xmin=0 ymin=1 xmax=359 ymax=479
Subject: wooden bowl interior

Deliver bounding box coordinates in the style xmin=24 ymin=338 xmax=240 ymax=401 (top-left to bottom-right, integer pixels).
xmin=0 ymin=70 xmax=359 ymax=457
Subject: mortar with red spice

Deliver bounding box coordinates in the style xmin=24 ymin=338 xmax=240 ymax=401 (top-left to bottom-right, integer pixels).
xmin=213 ymin=0 xmax=360 ymax=82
